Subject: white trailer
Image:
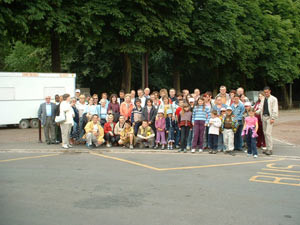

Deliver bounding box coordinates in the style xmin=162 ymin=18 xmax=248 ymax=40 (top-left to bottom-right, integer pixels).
xmin=0 ymin=72 xmax=76 ymax=128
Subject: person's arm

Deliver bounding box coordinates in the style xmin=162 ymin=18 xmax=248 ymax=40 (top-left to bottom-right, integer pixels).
xmin=38 ymin=104 xmax=42 ymax=120
xmin=192 ymin=109 xmax=195 ymax=125
xmin=215 ymin=118 xmax=222 ymax=128
xmin=271 ymin=97 xmax=279 ymax=123
xmin=255 ymin=120 xmax=259 ymax=132
xmin=131 ymin=110 xmax=135 ymax=124
xmin=162 ymin=118 xmax=166 ymax=130
xmin=120 ymin=103 xmax=125 ymax=116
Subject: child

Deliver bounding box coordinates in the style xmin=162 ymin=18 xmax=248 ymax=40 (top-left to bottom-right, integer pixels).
xmin=155 ymin=109 xmax=166 ymax=150
xmin=118 ymin=120 xmax=134 ymax=149
xmin=208 ymin=110 xmax=222 ymax=154
xmin=242 ymin=108 xmax=258 ymax=158
xmin=222 ymin=106 xmax=238 ymax=155
xmin=166 ymin=109 xmax=177 ymax=150
xmin=131 ymin=99 xmax=143 ymax=136
xmin=104 ymin=115 xmax=116 ymax=147
xmin=178 ymin=104 xmax=193 ymax=153
xmin=191 ymin=97 xmax=210 ymax=153
xmin=217 ymin=107 xmax=227 ymax=152
xmin=136 ymin=120 xmax=155 ymax=148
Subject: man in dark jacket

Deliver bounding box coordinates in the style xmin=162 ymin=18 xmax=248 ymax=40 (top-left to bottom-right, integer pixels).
xmin=38 ymin=96 xmax=57 ymax=144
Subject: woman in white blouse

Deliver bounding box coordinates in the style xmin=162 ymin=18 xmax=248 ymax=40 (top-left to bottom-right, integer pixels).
xmin=60 ymin=94 xmax=74 ymax=149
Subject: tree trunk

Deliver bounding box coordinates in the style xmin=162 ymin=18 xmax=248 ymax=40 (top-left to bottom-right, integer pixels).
xmin=212 ymin=67 xmax=219 ymax=97
xmin=145 ymin=52 xmax=149 ymax=88
xmin=50 ymin=30 xmax=61 ymax=72
xmin=173 ymin=53 xmax=180 ymax=92
xmin=141 ymin=54 xmax=145 ymax=89
xmin=281 ymin=84 xmax=292 ymax=109
xmin=121 ymin=53 xmax=131 ymax=93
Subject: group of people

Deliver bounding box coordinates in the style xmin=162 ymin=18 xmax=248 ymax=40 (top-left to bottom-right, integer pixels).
xmin=38 ymin=85 xmax=278 ymax=157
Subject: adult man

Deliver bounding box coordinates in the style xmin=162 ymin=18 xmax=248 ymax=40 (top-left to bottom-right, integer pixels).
xmin=135 ymin=89 xmax=146 ymax=107
xmin=216 ymin=85 xmax=230 ymax=105
xmin=75 ymin=89 xmax=81 ymax=101
xmin=256 ymin=86 xmax=278 ymax=155
xmin=144 ymin=88 xmax=151 ymax=99
xmin=236 ymin=87 xmax=249 ymax=102
xmin=231 ymin=94 xmax=245 ymax=151
xmin=38 ymin=96 xmax=57 ymax=144
xmin=136 ymin=120 xmax=155 ymax=148
xmin=117 ymin=90 xmax=125 ymax=105
xmin=83 ymin=114 xmax=104 ymax=149
xmin=130 ymin=90 xmax=136 ymax=104
xmin=169 ymin=88 xmax=177 ymax=103
xmin=55 ymin=94 xmax=60 ymax=105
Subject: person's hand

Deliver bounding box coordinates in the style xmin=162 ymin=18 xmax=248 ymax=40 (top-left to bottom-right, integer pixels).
xmin=132 ymin=122 xmax=135 ymax=126
xmin=109 ymin=131 xmax=113 ymax=136
xmin=166 ymin=131 xmax=169 ymax=133
xmin=97 ymin=140 xmax=103 ymax=145
xmin=192 ymin=122 xmax=194 ymax=126
xmin=270 ymin=119 xmax=275 ymax=124
xmin=179 ymin=128 xmax=181 ymax=130
xmin=148 ymin=122 xmax=152 ymax=125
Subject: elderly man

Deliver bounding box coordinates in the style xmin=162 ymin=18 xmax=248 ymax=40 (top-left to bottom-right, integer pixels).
xmin=216 ymin=85 xmax=230 ymax=105
xmin=136 ymin=89 xmax=146 ymax=107
xmin=256 ymin=86 xmax=278 ymax=155
xmin=236 ymin=87 xmax=249 ymax=102
xmin=144 ymin=88 xmax=151 ymax=99
xmin=38 ymin=96 xmax=57 ymax=144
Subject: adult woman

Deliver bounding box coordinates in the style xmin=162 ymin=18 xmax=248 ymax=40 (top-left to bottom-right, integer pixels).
xmin=70 ymin=98 xmax=80 ymax=144
xmin=76 ymin=94 xmax=87 ymax=142
xmin=108 ymin=94 xmax=120 ymax=122
xmin=120 ymin=94 xmax=134 ymax=121
xmin=151 ymin=91 xmax=161 ymax=109
xmin=254 ymin=91 xmax=266 ymax=150
xmin=59 ymin=94 xmax=74 ymax=149
xmin=84 ymin=98 xmax=98 ymax=121
xmin=158 ymin=96 xmax=174 ymax=118
xmin=97 ymin=99 xmax=108 ymax=127
xmin=142 ymin=99 xmax=157 ymax=134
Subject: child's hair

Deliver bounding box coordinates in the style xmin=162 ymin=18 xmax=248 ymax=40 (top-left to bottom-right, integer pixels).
xmin=125 ymin=120 xmax=131 ymax=126
xmin=196 ymin=97 xmax=205 ymax=111
xmin=142 ymin=120 xmax=148 ymax=124
xmin=211 ymin=110 xmax=218 ymax=116
xmin=181 ymin=104 xmax=190 ymax=116
xmin=135 ymin=98 xmax=141 ymax=103
xmin=248 ymin=108 xmax=255 ymax=113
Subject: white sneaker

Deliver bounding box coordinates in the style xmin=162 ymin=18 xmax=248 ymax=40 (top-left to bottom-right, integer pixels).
xmin=62 ymin=145 xmax=69 ymax=149
xmin=191 ymin=149 xmax=196 ymax=153
xmin=199 ymin=149 xmax=203 ymax=153
xmin=253 ymin=155 xmax=258 ymax=158
xmin=68 ymin=144 xmax=73 ymax=148
xmin=186 ymin=146 xmax=191 ymax=150
xmin=106 ymin=143 xmax=110 ymax=148
xmin=130 ymin=144 xmax=134 ymax=149
xmin=262 ymin=147 xmax=267 ymax=150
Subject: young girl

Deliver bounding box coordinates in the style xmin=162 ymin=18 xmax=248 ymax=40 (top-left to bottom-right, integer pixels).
xmin=191 ymin=97 xmax=210 ymax=153
xmin=208 ymin=110 xmax=222 ymax=154
xmin=104 ymin=115 xmax=116 ymax=147
xmin=178 ymin=104 xmax=192 ymax=153
xmin=158 ymin=96 xmax=174 ymax=118
xmin=119 ymin=120 xmax=134 ymax=149
xmin=242 ymin=108 xmax=258 ymax=158
xmin=166 ymin=109 xmax=177 ymax=150
xmin=155 ymin=110 xmax=166 ymax=150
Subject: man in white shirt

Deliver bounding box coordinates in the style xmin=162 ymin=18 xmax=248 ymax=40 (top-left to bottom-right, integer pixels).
xmin=135 ymin=89 xmax=146 ymax=107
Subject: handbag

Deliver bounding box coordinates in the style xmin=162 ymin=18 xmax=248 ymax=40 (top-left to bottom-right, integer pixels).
xmin=55 ymin=112 xmax=66 ymax=123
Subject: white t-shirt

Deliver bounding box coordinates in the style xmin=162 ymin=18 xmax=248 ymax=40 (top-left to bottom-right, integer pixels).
xmin=208 ymin=117 xmax=221 ymax=135
xmin=93 ymin=124 xmax=98 ymax=132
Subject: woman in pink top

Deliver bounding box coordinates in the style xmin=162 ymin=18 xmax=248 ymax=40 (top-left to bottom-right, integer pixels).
xmin=242 ymin=108 xmax=258 ymax=158
xmin=120 ymin=94 xmax=134 ymax=121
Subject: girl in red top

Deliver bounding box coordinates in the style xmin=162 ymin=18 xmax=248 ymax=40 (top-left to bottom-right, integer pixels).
xmin=104 ymin=115 xmax=116 ymax=147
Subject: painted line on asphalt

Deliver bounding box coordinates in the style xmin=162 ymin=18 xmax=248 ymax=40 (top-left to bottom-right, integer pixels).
xmin=273 ymin=138 xmax=296 ymax=146
xmin=89 ymin=152 xmax=161 ymax=171
xmin=262 ymin=168 xmax=300 ymax=173
xmin=257 ymin=172 xmax=300 ymax=178
xmin=90 ymin=152 xmax=284 ymax=171
xmin=249 ymin=175 xmax=300 ymax=187
xmin=0 ymin=153 xmax=61 ymax=163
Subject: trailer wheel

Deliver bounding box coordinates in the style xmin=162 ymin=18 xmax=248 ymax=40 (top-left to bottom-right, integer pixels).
xmin=19 ymin=119 xmax=30 ymax=129
xmin=30 ymin=119 xmax=39 ymax=128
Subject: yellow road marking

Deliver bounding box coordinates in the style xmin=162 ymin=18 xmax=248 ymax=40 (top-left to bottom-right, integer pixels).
xmin=257 ymin=172 xmax=300 ymax=178
xmin=262 ymin=168 xmax=300 ymax=173
xmin=249 ymin=175 xmax=300 ymax=187
xmin=90 ymin=152 xmax=284 ymax=171
xmin=89 ymin=152 xmax=161 ymax=171
xmin=266 ymin=163 xmax=300 ymax=169
xmin=0 ymin=154 xmax=61 ymax=163
xmin=158 ymin=158 xmax=285 ymax=171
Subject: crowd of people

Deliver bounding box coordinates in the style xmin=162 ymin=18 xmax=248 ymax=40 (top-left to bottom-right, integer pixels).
xmin=38 ymin=86 xmax=278 ymax=157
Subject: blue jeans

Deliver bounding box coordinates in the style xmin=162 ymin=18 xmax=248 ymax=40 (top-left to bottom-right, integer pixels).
xmin=217 ymin=133 xmax=224 ymax=150
xmin=234 ymin=120 xmax=243 ymax=150
xmin=79 ymin=117 xmax=85 ymax=141
xmin=246 ymin=129 xmax=258 ymax=155
xmin=175 ymin=126 xmax=181 ymax=146
xmin=203 ymin=126 xmax=210 ymax=148
xmin=187 ymin=128 xmax=194 ymax=148
xmin=134 ymin=121 xmax=142 ymax=136
xmin=167 ymin=127 xmax=175 ymax=143
xmin=209 ymin=134 xmax=218 ymax=150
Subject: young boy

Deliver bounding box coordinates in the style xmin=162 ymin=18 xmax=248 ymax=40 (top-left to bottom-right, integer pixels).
xmin=136 ymin=120 xmax=155 ymax=148
xmin=118 ymin=120 xmax=135 ymax=149
xmin=208 ymin=110 xmax=222 ymax=154
xmin=222 ymin=106 xmax=238 ymax=155
xmin=166 ymin=109 xmax=177 ymax=150
xmin=103 ymin=115 xmax=116 ymax=147
xmin=131 ymin=99 xmax=143 ymax=136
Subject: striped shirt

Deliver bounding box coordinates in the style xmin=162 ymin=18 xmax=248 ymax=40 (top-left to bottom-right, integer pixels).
xmin=192 ymin=105 xmax=210 ymax=124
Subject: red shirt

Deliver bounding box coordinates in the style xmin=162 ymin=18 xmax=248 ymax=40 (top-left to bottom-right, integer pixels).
xmin=175 ymin=107 xmax=182 ymax=118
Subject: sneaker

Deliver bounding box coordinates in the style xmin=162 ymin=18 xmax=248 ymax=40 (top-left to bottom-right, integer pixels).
xmin=161 ymin=145 xmax=165 ymax=150
xmin=191 ymin=149 xmax=196 ymax=153
xmin=212 ymin=151 xmax=217 ymax=154
xmin=186 ymin=146 xmax=191 ymax=150
xmin=68 ymin=144 xmax=73 ymax=148
xmin=176 ymin=145 xmax=180 ymax=149
xmin=184 ymin=149 xmax=187 ymax=153
xmin=130 ymin=144 xmax=134 ymax=149
xmin=154 ymin=145 xmax=158 ymax=149
xmin=170 ymin=146 xmax=173 ymax=150
xmin=199 ymin=149 xmax=203 ymax=153
xmin=106 ymin=143 xmax=110 ymax=147
xmin=261 ymin=147 xmax=267 ymax=150
xmin=62 ymin=144 xmax=69 ymax=149
xmin=253 ymin=155 xmax=258 ymax=158
xmin=244 ymin=150 xmax=247 ymax=153
xmin=167 ymin=145 xmax=170 ymax=150
xmin=209 ymin=150 xmax=213 ymax=154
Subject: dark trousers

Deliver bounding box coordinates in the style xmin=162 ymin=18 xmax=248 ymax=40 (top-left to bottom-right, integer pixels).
xmin=192 ymin=120 xmax=205 ymax=149
xmin=105 ymin=133 xmax=117 ymax=144
xmin=55 ymin=123 xmax=62 ymax=142
xmin=209 ymin=134 xmax=218 ymax=150
xmin=246 ymin=129 xmax=258 ymax=155
xmin=134 ymin=121 xmax=142 ymax=136
xmin=234 ymin=120 xmax=243 ymax=150
xmin=180 ymin=126 xmax=190 ymax=150
xmin=204 ymin=126 xmax=210 ymax=148
xmin=175 ymin=126 xmax=181 ymax=146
